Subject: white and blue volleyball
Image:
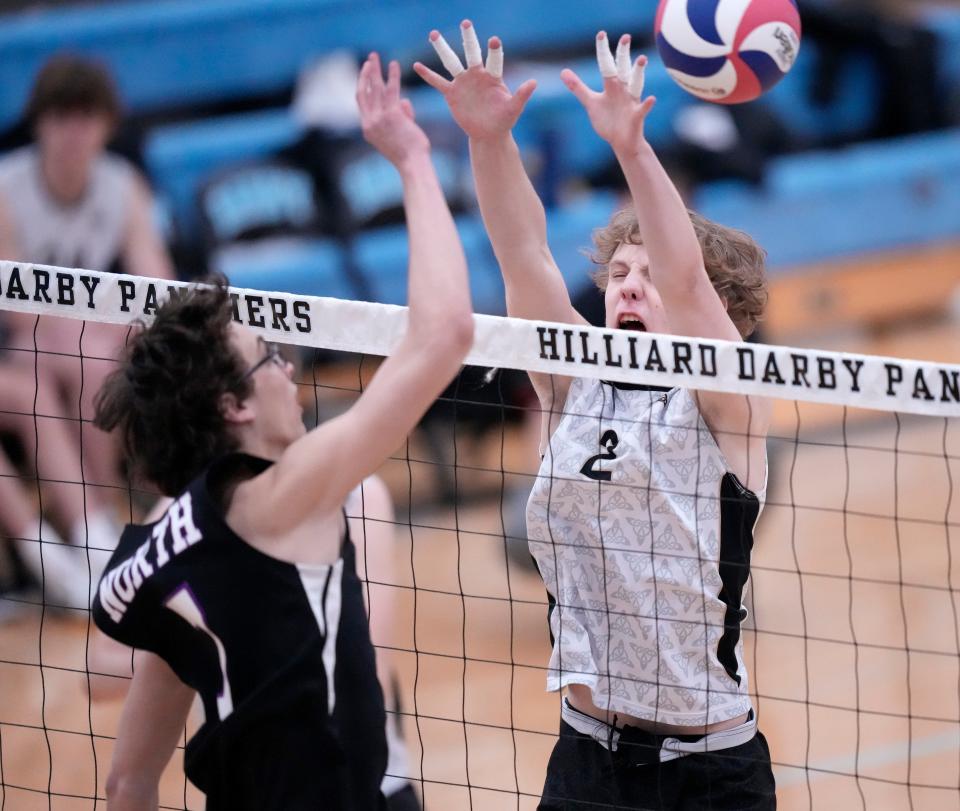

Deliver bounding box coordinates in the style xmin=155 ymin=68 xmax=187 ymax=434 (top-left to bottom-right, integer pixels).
xmin=655 ymin=0 xmax=801 ymax=104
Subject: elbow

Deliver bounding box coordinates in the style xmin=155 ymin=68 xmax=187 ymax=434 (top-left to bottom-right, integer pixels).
xmin=410 ymin=311 xmax=474 ymax=361
xmin=106 ymin=770 xmax=155 ymax=810
xmin=446 ymin=312 xmax=475 ymax=358
xmin=438 ymin=311 xmax=474 ymax=368
xmin=104 ymin=770 xmax=123 ymax=804
xmin=408 ymin=314 xmax=474 ymax=379
xmin=438 ymin=314 xmax=475 ymax=373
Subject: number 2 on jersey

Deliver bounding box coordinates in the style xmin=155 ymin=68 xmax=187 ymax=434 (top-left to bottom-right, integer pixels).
xmin=580 ymin=429 xmax=620 ymax=482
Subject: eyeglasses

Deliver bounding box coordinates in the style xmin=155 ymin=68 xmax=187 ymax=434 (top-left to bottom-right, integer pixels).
xmin=241 ymin=342 xmax=285 ymax=381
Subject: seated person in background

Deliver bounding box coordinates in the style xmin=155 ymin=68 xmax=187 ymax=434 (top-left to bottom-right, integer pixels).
xmin=0 ymin=54 xmax=175 ymax=492
xmin=88 ymin=53 xmax=472 ymax=810
xmin=0 ymin=362 xmax=119 ymax=610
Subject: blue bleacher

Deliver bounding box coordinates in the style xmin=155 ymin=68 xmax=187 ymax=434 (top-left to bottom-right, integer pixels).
xmin=352 ymin=215 xmax=504 ymax=313
xmin=545 ymin=190 xmax=620 ymax=297
xmin=146 ymin=110 xmax=304 ymax=244
xmin=219 ymin=213 xmax=506 ymax=314
xmin=143 ymin=58 xmax=684 ymax=243
xmin=141 ymin=35 xmax=887 ymax=246
xmin=216 ymin=237 xmax=354 ymax=300
xmin=3 ymin=0 xmax=955 ymax=300
xmin=695 ymin=127 xmax=960 ymax=269
xmin=0 ymin=0 xmax=658 ymax=131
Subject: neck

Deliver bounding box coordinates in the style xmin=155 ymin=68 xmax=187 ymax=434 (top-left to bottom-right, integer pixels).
xmin=237 ymin=433 xmax=288 ymax=463
xmin=40 ymin=154 xmax=91 ymax=204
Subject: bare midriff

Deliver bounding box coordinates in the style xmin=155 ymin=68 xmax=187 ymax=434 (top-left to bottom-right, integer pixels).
xmin=566 ymin=683 xmax=750 ymax=736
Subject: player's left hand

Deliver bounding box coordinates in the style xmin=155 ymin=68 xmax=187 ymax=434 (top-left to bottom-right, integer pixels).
xmin=561 ymin=32 xmax=656 ymax=155
xmin=356 ymin=52 xmax=430 ymax=167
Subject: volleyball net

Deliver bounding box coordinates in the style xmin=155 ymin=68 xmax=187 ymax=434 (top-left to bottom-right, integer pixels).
xmin=0 ymin=261 xmax=958 ymax=810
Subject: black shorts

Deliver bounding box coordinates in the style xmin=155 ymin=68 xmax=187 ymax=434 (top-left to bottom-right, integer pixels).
xmin=538 ymin=718 xmax=776 ymax=811
xmin=386 ymin=783 xmax=421 ymax=811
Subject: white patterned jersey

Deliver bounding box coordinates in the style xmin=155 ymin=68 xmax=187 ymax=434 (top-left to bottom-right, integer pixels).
xmin=526 ymin=378 xmax=765 ymax=727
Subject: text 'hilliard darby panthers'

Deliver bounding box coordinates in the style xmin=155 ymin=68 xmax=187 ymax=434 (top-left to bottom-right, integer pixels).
xmin=535 ymin=325 xmax=960 ymax=407
xmin=1 ymin=262 xmax=958 ymax=416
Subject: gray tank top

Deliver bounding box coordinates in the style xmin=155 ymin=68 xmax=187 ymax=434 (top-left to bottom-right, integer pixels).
xmin=526 ymin=378 xmax=765 ymax=727
xmin=0 ymin=146 xmax=133 ymax=272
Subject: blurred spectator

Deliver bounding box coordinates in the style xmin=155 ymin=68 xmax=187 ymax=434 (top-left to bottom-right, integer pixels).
xmin=0 ymin=362 xmax=118 ymax=611
xmin=0 ymin=54 xmax=172 ymax=605
xmin=0 ymin=54 xmax=175 ymax=494
xmin=0 ymin=54 xmax=173 ymax=276
xmin=665 ymin=102 xmax=798 ymax=191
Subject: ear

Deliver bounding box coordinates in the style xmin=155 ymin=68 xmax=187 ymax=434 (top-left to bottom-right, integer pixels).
xmin=220 ymin=391 xmax=256 ymax=426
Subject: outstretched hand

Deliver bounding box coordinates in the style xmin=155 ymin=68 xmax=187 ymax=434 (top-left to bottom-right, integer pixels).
xmin=561 ymin=32 xmax=656 ymax=155
xmin=356 ymin=53 xmax=430 ymax=167
xmin=413 ymin=20 xmax=537 ymax=141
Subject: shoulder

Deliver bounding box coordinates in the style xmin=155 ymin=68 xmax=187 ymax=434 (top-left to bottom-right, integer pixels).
xmin=92 ymin=520 xmax=162 ymax=639
xmin=0 ymin=146 xmax=34 ymax=169
xmin=665 ymin=386 xmax=698 ymax=415
xmin=544 ymin=374 xmax=593 ymax=413
xmin=207 ymin=453 xmax=273 ymax=506
xmin=98 ymin=150 xmax=137 ymax=180
xmin=226 ymin=452 xmax=341 ymax=542
xmin=90 ymin=151 xmax=141 ymax=202
xmin=0 ymin=147 xmax=34 ymax=185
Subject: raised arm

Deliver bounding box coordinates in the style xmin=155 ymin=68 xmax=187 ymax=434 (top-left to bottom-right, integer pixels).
xmin=245 ymin=54 xmax=473 ymax=529
xmin=414 ymin=22 xmax=587 ymax=419
xmin=562 ymin=35 xmax=729 ymax=341
xmin=562 ymin=34 xmax=770 ymax=485
xmin=414 ymin=22 xmax=581 ymax=328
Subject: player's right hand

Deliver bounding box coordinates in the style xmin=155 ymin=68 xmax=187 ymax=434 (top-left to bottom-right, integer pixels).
xmin=357 ymin=52 xmax=430 ymax=167
xmin=413 ymin=20 xmax=537 ymax=142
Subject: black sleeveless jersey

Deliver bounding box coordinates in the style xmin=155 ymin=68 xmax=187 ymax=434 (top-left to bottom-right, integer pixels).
xmin=92 ymin=453 xmax=387 ymax=810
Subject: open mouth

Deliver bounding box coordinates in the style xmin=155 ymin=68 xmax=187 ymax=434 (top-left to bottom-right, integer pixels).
xmin=618 ymin=316 xmax=647 ymax=332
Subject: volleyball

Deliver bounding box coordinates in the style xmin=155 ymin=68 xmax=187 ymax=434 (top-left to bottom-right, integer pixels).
xmin=654 ymin=0 xmax=802 ymax=104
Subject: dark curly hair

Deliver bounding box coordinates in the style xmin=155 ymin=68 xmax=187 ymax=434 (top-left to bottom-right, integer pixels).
xmin=94 ymin=279 xmax=251 ymax=496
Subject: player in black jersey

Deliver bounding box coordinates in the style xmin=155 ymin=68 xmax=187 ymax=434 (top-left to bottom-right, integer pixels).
xmin=90 ymin=52 xmax=473 ymax=811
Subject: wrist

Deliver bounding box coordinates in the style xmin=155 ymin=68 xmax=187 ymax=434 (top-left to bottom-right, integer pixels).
xmin=468 ymin=131 xmax=515 ymax=149
xmin=613 ymin=138 xmax=655 ymax=164
xmin=395 ymin=148 xmax=433 ymax=176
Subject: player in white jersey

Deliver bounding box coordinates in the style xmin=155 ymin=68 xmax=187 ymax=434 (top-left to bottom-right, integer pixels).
xmin=417 ymin=22 xmax=775 ymax=810
xmin=0 ymin=55 xmax=175 ymax=493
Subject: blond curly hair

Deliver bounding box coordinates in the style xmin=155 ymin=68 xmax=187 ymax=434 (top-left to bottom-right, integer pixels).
xmin=589 ymin=208 xmax=768 ymax=338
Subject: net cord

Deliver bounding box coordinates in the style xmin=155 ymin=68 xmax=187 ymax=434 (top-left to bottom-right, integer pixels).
xmin=1 ymin=261 xmax=959 ymax=418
